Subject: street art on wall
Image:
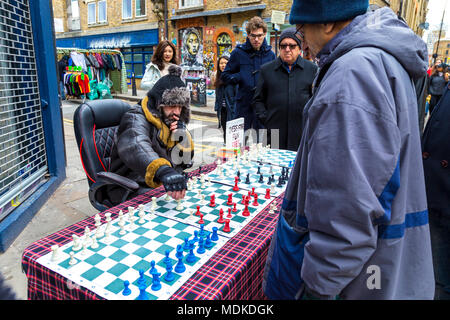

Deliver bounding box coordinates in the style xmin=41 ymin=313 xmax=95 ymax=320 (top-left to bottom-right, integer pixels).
xmin=216 ymin=32 xmax=232 ymax=59
xmin=179 ymin=27 xmax=203 ymax=69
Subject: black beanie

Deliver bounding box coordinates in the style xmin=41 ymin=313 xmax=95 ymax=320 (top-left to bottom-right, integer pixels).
xmin=279 ymin=27 xmax=302 ymax=48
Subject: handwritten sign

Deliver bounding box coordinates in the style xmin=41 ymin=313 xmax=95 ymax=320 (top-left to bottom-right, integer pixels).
xmin=226 ymin=117 xmax=244 ymax=149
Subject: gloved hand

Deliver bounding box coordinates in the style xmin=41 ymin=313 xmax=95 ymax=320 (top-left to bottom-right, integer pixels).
xmin=155 ymin=165 xmax=187 ymax=193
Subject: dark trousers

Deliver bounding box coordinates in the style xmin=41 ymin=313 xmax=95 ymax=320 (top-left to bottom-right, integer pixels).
xmin=429 ymin=208 xmax=450 ymax=300
xmin=220 ymin=108 xmax=227 ymax=144
xmin=429 ymin=95 xmax=442 ymax=115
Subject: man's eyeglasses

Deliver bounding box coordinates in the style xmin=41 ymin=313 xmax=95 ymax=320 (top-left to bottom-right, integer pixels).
xmin=249 ymin=33 xmax=265 ymax=39
xmin=279 ymin=44 xmax=298 ymax=51
xmin=295 ymin=24 xmax=305 ymax=40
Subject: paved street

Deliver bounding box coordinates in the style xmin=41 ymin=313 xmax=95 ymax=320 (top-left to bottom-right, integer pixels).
xmin=0 ymin=98 xmax=222 ymax=300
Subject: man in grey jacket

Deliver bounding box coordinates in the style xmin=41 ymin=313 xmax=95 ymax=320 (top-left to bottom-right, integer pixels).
xmin=263 ymin=0 xmax=435 ymax=299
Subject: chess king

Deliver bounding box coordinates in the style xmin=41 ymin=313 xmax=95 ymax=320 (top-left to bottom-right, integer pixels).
xmin=109 ymin=65 xmax=194 ymax=201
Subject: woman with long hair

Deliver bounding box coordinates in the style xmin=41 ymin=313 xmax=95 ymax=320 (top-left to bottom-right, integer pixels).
xmin=140 ymin=40 xmax=178 ymax=91
xmin=214 ymin=54 xmax=237 ymax=144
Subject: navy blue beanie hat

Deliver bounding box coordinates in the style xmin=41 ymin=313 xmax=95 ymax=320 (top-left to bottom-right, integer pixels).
xmin=289 ymin=0 xmax=369 ymax=24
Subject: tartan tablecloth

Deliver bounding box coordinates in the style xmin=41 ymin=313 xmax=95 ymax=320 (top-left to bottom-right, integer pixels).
xmin=21 ymin=163 xmax=282 ymax=300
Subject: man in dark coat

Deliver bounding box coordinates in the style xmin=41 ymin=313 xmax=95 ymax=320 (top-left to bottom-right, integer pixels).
xmin=221 ymin=16 xmax=276 ymax=138
xmin=109 ymin=65 xmax=194 ymax=202
xmin=253 ymin=28 xmax=317 ymax=151
xmin=422 ymin=83 xmax=450 ymax=299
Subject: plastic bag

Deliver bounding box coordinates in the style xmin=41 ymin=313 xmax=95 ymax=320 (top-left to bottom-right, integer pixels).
xmin=87 ymin=80 xmax=99 ymax=100
xmin=97 ymin=82 xmax=113 ymax=99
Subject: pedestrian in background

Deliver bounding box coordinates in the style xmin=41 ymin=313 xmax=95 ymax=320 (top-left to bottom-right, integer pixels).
xmin=140 ymin=40 xmax=178 ymax=91
xmin=214 ymin=54 xmax=237 ymax=144
xmin=221 ymin=16 xmax=276 ymax=142
xmin=422 ymin=83 xmax=450 ymax=300
xmin=263 ymin=1 xmax=434 ymax=300
xmin=253 ymin=27 xmax=317 ymax=151
xmin=427 ymin=63 xmax=448 ymax=115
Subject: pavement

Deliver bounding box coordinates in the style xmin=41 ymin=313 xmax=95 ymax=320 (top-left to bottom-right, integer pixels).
xmin=0 ymin=88 xmax=218 ymax=300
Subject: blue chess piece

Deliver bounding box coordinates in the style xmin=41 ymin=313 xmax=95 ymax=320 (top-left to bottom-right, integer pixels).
xmin=199 ymin=224 xmax=206 ymax=238
xmin=137 ymin=269 xmax=146 ymax=287
xmin=211 ymin=227 xmax=219 ymax=241
xmin=136 ymin=284 xmax=148 ymax=300
xmin=164 ymin=260 xmax=175 ymax=282
xmin=175 ymin=245 xmax=186 ymax=273
xmin=197 ymin=236 xmax=205 ymax=254
xmin=151 ymin=272 xmax=162 ymax=291
xmin=122 ymin=280 xmax=131 ymax=296
xmin=183 ymin=237 xmax=190 ymax=251
xmin=149 ymin=260 xmax=158 ymax=275
xmin=164 ymin=250 xmax=171 ymax=266
xmin=204 ymin=233 xmax=213 ymax=249
xmin=186 ymin=240 xmax=196 ymax=263
xmin=193 ymin=230 xmax=199 ymax=242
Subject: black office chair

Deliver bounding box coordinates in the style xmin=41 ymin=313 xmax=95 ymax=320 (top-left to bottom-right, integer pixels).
xmin=73 ymin=99 xmax=145 ymax=211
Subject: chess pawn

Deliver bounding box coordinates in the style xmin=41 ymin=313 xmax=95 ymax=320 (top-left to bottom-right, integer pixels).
xmin=119 ymin=222 xmax=126 ymax=235
xmin=118 ymin=210 xmax=124 ymax=219
xmin=95 ymin=224 xmax=104 ymax=239
xmin=91 ymin=236 xmax=99 ymax=249
xmin=105 ymin=212 xmax=112 ymax=223
xmin=68 ymin=251 xmax=78 ymax=266
xmin=176 ymin=199 xmax=184 ymax=211
xmin=128 ymin=206 xmax=135 ymax=217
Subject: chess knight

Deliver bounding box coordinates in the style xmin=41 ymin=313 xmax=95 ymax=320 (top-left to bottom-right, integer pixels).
xmin=109 ymin=65 xmax=194 ymax=203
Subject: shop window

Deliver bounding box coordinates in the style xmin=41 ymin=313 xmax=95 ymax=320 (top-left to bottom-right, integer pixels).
xmin=136 ymin=0 xmax=146 ymax=17
xmin=122 ymin=47 xmax=153 ymax=79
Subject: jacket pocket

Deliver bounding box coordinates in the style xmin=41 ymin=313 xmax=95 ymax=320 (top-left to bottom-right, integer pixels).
xmin=264 ymin=213 xmax=309 ymax=300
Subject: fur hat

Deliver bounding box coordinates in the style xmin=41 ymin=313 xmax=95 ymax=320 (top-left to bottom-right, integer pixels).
xmin=146 ymin=65 xmax=191 ymax=123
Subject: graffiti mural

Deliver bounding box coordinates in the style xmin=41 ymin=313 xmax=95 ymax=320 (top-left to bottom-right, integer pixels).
xmin=217 ymin=32 xmax=232 ymax=59
xmin=179 ymin=27 xmax=203 ymax=69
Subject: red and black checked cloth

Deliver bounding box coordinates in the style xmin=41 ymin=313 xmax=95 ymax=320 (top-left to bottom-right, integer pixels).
xmin=21 ymin=163 xmax=282 ymax=300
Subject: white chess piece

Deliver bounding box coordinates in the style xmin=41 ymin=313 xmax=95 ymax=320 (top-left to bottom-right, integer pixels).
xmin=80 ymin=241 xmax=88 ymax=256
xmin=118 ymin=210 xmax=124 ymax=219
xmin=119 ymin=222 xmax=126 ymax=235
xmin=69 ymin=251 xmax=77 ymax=266
xmin=105 ymin=212 xmax=112 ymax=223
xmin=94 ymin=214 xmax=101 ymax=228
xmin=127 ymin=206 xmax=135 ymax=218
xmin=51 ymin=245 xmax=60 ymax=262
xmin=176 ymin=199 xmax=184 ymax=211
xmin=138 ymin=206 xmax=145 ymax=224
xmin=90 ymin=236 xmax=99 ymax=249
xmin=72 ymin=235 xmax=82 ymax=251
xmin=95 ymin=224 xmax=104 ymax=239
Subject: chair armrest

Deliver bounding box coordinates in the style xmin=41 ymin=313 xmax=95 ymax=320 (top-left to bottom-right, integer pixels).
xmin=96 ymin=171 xmax=140 ymax=192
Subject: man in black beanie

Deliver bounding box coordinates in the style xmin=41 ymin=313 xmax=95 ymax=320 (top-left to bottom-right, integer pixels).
xmin=253 ymin=27 xmax=317 ymax=151
xmin=263 ymin=0 xmax=434 ymax=300
xmin=110 ymin=65 xmax=194 ymax=201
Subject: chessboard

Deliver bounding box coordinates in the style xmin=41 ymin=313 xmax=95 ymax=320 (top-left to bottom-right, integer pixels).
xmin=36 ymin=209 xmax=228 ymax=300
xmin=145 ymin=179 xmax=276 ymax=238
xmin=247 ymin=144 xmax=297 ymax=168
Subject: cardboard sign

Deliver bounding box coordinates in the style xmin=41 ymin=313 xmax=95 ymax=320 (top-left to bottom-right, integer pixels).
xmin=226 ymin=117 xmax=245 ymax=150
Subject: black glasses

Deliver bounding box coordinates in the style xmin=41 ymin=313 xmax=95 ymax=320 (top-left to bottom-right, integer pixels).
xmin=295 ymin=24 xmax=305 ymax=41
xmin=279 ymin=44 xmax=298 ymax=51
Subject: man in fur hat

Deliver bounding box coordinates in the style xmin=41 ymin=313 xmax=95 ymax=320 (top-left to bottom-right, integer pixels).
xmin=110 ymin=65 xmax=194 ymax=201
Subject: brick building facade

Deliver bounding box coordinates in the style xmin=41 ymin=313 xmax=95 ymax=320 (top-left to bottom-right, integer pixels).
xmin=52 ymin=0 xmax=429 ymax=89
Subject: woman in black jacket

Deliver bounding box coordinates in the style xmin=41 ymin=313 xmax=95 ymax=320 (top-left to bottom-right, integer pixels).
xmin=214 ymin=55 xmax=237 ymax=144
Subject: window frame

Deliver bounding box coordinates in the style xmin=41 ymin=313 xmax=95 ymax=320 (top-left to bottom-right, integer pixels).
xmin=87 ymin=2 xmax=96 ymax=25
xmin=122 ymin=0 xmax=132 ymax=20
xmin=135 ymin=0 xmax=146 ymax=18
xmin=97 ymin=0 xmax=107 ymax=23
xmin=122 ymin=47 xmax=153 ymax=79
